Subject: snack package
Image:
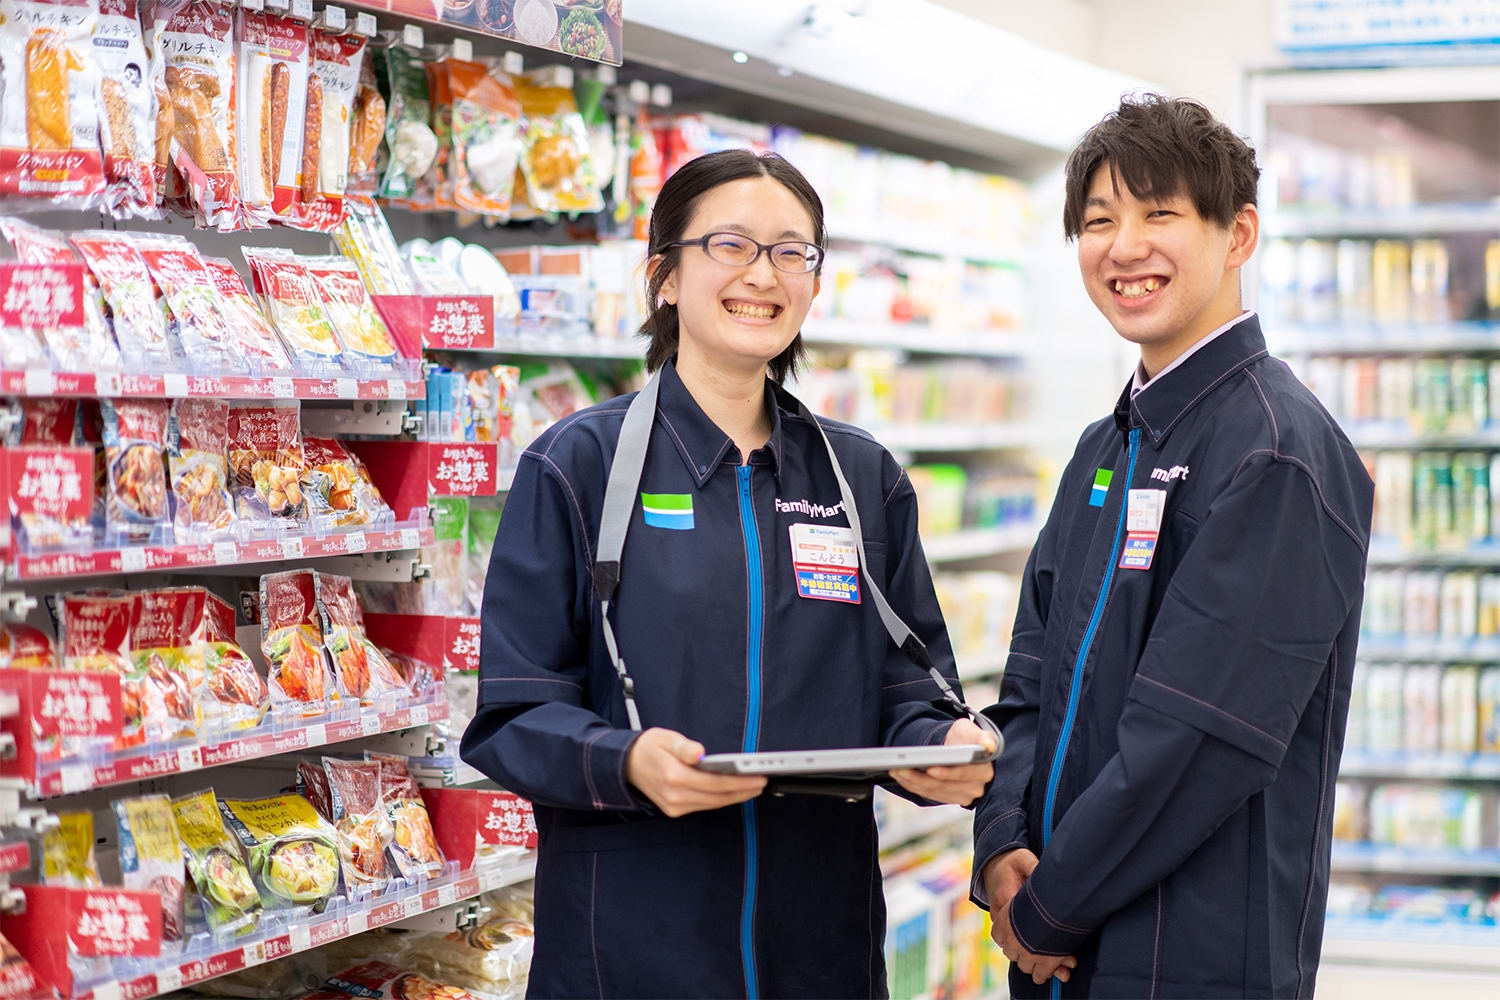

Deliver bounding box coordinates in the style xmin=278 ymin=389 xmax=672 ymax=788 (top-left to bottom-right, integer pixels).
xmin=201 ymin=589 xmax=270 ymax=731
xmin=317 ymin=572 xmax=405 ymax=703
xmin=301 ymin=255 xmax=399 ymax=370
xmin=168 ymin=397 xmax=234 ymax=539
xmin=227 ymin=402 xmax=305 ymax=522
xmin=101 ymin=397 xmax=170 ymax=543
xmin=322 ymin=757 xmax=393 ymax=896
xmin=133 ymin=233 xmax=243 ymax=373
xmin=93 ymin=0 xmax=157 ymax=217
xmin=315 ymin=961 xmax=490 ymax=1000
xmin=450 ymin=60 xmax=520 ymax=218
xmin=0 ymin=928 xmax=53 ymax=1000
xmin=400 ymin=239 xmax=468 ymax=295
xmin=395 ymin=884 xmax=533 ymax=996
xmin=384 ymin=648 xmax=436 ymax=698
xmin=346 ymin=49 xmax=384 ymax=195
xmin=41 ymin=811 xmax=102 ymax=888
xmin=260 ymin=569 xmax=332 ymax=714
xmin=516 ymin=73 xmax=603 ymax=214
xmin=0 ymin=622 xmax=56 ymax=669
xmin=128 ymin=587 xmax=202 ymax=743
xmin=140 ymin=0 xmax=172 ymax=210
xmin=243 ymin=246 xmax=344 ymax=373
xmin=172 ymin=789 xmax=261 ymax=937
xmin=368 ymin=753 xmax=444 ymax=881
xmin=199 ymin=256 xmax=295 ymax=373
xmin=298 ymin=757 xmax=335 ymax=821
xmin=111 ymin=793 xmax=186 ymax=941
xmin=0 ymin=0 xmax=105 ymax=210
xmin=297 ymin=28 xmax=367 ymax=231
xmin=375 ymin=42 xmax=436 ymax=202
xmin=332 ymin=194 xmax=413 ymax=295
xmin=0 ymin=218 xmax=123 ymax=372
xmin=302 ymin=436 xmax=389 ymax=530
xmin=234 ymin=9 xmax=309 ymax=223
xmin=421 ymin=56 xmax=455 ymax=213
xmin=70 ymin=230 xmax=172 ymax=371
xmin=218 ymin=794 xmax=341 ymax=912
xmin=156 ymin=0 xmax=239 ymax=229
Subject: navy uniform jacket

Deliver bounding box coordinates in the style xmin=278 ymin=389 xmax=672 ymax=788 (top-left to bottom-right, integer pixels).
xmin=461 ymin=360 xmax=965 ymax=999
xmin=972 ymin=316 xmax=1373 ymax=999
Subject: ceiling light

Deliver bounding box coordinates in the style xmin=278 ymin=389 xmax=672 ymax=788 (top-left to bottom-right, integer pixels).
xmin=732 ymin=50 xmax=749 ymax=63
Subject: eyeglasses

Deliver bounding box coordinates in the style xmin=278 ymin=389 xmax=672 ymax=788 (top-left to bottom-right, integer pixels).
xmin=669 ymin=232 xmax=824 ymax=274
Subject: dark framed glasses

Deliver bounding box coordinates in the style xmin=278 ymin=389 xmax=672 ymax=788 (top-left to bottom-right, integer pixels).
xmin=669 ymin=232 xmax=824 ymax=274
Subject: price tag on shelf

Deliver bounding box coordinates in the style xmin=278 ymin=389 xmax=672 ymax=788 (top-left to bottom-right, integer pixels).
xmin=281 ymin=537 xmax=304 ymax=559
xmin=96 ymin=372 xmax=121 ymax=395
xmin=59 ymin=764 xmax=92 ymax=794
xmin=290 ymin=924 xmax=312 ymax=952
xmin=401 ymin=895 xmax=423 ymax=918
xmin=242 ymin=943 xmax=266 ymax=968
xmin=403 ymin=24 xmax=422 ymax=48
xmin=345 ymin=531 xmax=367 ymax=553
xmin=23 ymin=370 xmax=56 ymax=396
xmin=164 ymin=373 xmax=189 ymax=397
xmin=176 ymin=745 xmax=202 ymax=772
xmin=503 ymin=51 xmax=524 ymax=75
xmin=410 ymin=704 xmax=430 ymax=726
xmin=92 ymin=982 xmax=121 ymax=1000
xmin=336 ymin=378 xmax=358 ymax=399
xmin=291 ymin=0 xmax=311 ymax=17
xmin=270 ymin=377 xmax=294 ymax=398
xmin=242 ymin=0 xmax=262 ymax=9
xmin=156 ymin=966 xmax=182 ymax=994
xmin=304 ymin=723 xmax=328 ymax=747
xmin=347 ymin=910 xmax=368 ymax=935
xmin=360 ymin=714 xmax=381 ymax=736
xmin=321 ymin=3 xmax=343 ymax=28
xmin=400 ymin=528 xmax=420 ymax=549
xmin=355 ymin=11 xmax=376 ymax=35
xmin=387 ymin=379 xmax=407 ymax=399
xmin=437 ymin=884 xmax=457 ymax=907
xmin=266 ymin=0 xmax=287 ymax=9
xmin=451 ymin=37 xmax=472 ymax=62
xmin=213 ymin=541 xmax=238 ymax=564
xmin=118 ymin=547 xmax=149 ymax=574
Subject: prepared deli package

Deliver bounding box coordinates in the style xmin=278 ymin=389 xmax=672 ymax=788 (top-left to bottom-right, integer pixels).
xmin=235 ymin=7 xmax=311 ymax=225
xmin=93 ymin=0 xmax=156 ymax=217
xmin=297 ymin=26 xmax=366 ymax=230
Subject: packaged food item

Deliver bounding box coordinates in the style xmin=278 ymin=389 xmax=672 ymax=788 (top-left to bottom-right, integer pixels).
xmin=322 ymin=757 xmax=393 ymax=895
xmin=41 ymin=811 xmax=102 ymax=888
xmin=128 ymin=587 xmax=202 ymax=743
xmin=227 ymin=402 xmax=306 ymax=522
xmin=167 ymin=397 xmax=234 ymax=539
xmin=1402 ymin=663 xmax=1441 ymax=751
xmin=60 ymin=589 xmax=141 ymax=744
xmin=111 ymin=792 xmax=186 ymax=941
xmin=1367 ymin=784 xmax=1482 ymax=849
xmin=333 ymin=193 xmax=413 ymax=295
xmin=1439 ymin=664 xmax=1479 ymax=753
xmin=199 ymin=591 xmax=269 ymax=732
xmin=1363 ymin=662 xmax=1403 ymax=751
xmin=375 ymin=43 xmax=436 ymax=202
xmin=347 ymin=51 xmax=385 ymax=194
xmin=1373 ymin=884 xmax=1491 ymax=924
xmin=396 ymin=883 xmax=533 ymax=996
xmin=69 ymin=230 xmax=172 ymax=370
xmin=133 ymin=233 xmax=243 ymax=373
xmin=367 ymin=753 xmax=444 ymax=881
xmin=243 ymin=246 xmax=344 ymax=373
xmin=302 ymin=436 xmax=388 ymax=529
xmin=0 ymin=0 xmax=105 ymax=210
xmin=421 ymin=56 xmax=455 ymax=213
xmin=232 ymin=6 xmax=273 ymax=224
xmin=101 ymin=397 xmax=170 ymax=543
xmin=449 ymin=60 xmax=520 ymax=218
xmin=516 ymin=72 xmax=603 ymax=214
xmin=297 ymin=27 xmax=367 ymax=231
xmin=299 ymin=255 xmax=399 ymax=371
xmin=218 ymin=793 xmax=341 ymax=912
xmin=93 ymin=0 xmax=156 ymax=217
xmin=140 ymin=1 xmax=172 ymax=210
xmin=387 ymin=649 xmax=437 ymax=698
xmin=315 ymin=961 xmax=491 ymax=1000
xmin=400 ymin=239 xmax=468 ymax=295
xmin=260 ymin=569 xmax=332 ymax=714
xmin=298 ymin=757 xmax=335 ymax=821
xmin=1479 ymin=666 xmax=1500 ymax=752
xmin=172 ymin=789 xmax=261 ymax=937
xmin=155 ymin=0 xmax=239 ymax=230
xmin=199 ymin=256 xmax=295 ymax=373
xmin=0 ymin=623 xmax=56 ymax=669
xmin=317 ymin=572 xmax=405 ymax=703
xmin=0 ymin=217 xmax=122 ymax=371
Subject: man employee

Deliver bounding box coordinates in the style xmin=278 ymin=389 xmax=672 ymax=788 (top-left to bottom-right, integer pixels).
xmin=972 ymin=95 xmax=1373 ymax=998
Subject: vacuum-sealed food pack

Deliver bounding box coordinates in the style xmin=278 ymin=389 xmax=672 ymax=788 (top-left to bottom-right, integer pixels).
xmin=347 ymin=48 xmax=384 ymax=195
xmin=133 ymin=233 xmax=243 ymax=373
xmin=102 ymin=397 xmax=170 ymax=543
xmin=297 ymin=27 xmax=367 ymax=231
xmin=41 ymin=811 xmax=102 ymax=888
xmin=201 ymin=589 xmax=269 ymax=731
xmin=127 ymin=587 xmax=202 ymax=743
xmin=0 ymin=0 xmax=105 ymax=210
xmin=155 ymin=0 xmax=238 ymax=229
xmin=322 ymin=757 xmax=393 ymax=896
xmin=199 ymin=256 xmax=295 ymax=373
xmin=302 ymin=436 xmax=388 ymax=529
xmin=260 ymin=569 xmax=332 ymax=714
xmin=227 ymin=402 xmax=305 ymax=523
xmin=368 ymin=753 xmax=444 ymax=881
xmin=301 ymin=255 xmax=400 ymax=370
xmin=298 ymin=756 xmax=335 ymax=821
xmin=375 ymin=42 xmax=436 ymax=203
xmin=172 ymin=788 xmax=261 ymax=937
xmin=168 ymin=397 xmax=234 ymax=540
xmin=243 ymin=246 xmax=344 ymax=373
xmin=314 ymin=961 xmax=491 ymax=1000
xmin=0 ymin=622 xmax=56 ymax=669
xmin=235 ymin=8 xmax=309 ymax=224
xmin=93 ymin=0 xmax=156 ymax=218
xmin=111 ymin=792 xmax=186 ymax=941
xmin=516 ymin=73 xmax=603 ymax=215
xmin=70 ymin=230 xmax=172 ymax=371
xmin=218 ymin=793 xmax=341 ymax=912
xmin=333 ymin=194 xmax=412 ymax=295
xmin=317 ymin=572 xmax=404 ymax=703
xmin=0 ymin=217 xmax=122 ymax=371
xmin=450 ymin=60 xmax=520 ymax=218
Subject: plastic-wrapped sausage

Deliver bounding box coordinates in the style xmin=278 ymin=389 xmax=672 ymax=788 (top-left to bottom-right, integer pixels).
xmin=301 ymin=73 xmax=321 ymax=202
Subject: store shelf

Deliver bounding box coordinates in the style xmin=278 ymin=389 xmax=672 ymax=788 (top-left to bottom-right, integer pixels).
xmin=438 ymin=334 xmax=644 ymax=359
xmin=1356 ymin=636 xmax=1500 ymax=662
xmin=869 ymin=423 xmax=1035 ymax=452
xmin=99 ymin=851 xmax=536 ymax=1000
xmin=30 ymin=698 xmax=448 ymax=799
xmin=956 ymin=648 xmax=1008 ymax=680
xmin=801 ymin=318 xmax=1028 ymax=357
xmin=1339 ymin=751 xmax=1500 ymax=780
xmin=1365 ymin=540 xmax=1500 ymax=566
xmin=1331 ymin=843 xmax=1500 ymax=876
xmin=0 ymin=370 xmax=423 ymax=401
xmin=923 ymin=522 xmax=1039 ymax=562
xmin=1322 ymin=917 xmax=1500 ymax=972
xmin=4 ymin=525 xmax=434 ymax=582
xmin=1264 ymin=203 xmax=1500 ymax=238
xmin=1266 ymin=323 xmax=1500 ymax=355
xmin=1338 ymin=419 xmax=1500 ymax=449
xmin=877 ymin=802 xmax=969 ymax=851
xmin=825 ymin=218 xmax=1022 ymax=266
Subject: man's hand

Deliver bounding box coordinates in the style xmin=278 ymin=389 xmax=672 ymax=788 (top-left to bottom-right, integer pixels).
xmin=982 ymin=846 xmax=1039 ymax=910
xmin=625 ymin=728 xmax=767 ymax=818
xmin=889 ymin=719 xmax=996 ymax=805
xmin=984 ymin=849 xmax=1078 ymax=985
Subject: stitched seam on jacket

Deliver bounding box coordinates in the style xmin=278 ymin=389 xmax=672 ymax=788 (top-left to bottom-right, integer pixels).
xmin=539 ymin=407 xmax=630 ymax=459
xmin=925 ymin=722 xmax=949 ymax=745
xmin=1026 ymin=878 xmax=1091 ymax=935
xmin=1134 ymin=674 xmax=1288 ymax=748
xmin=1229 ymin=449 xmax=1364 ymax=549
xmin=591 ymin=853 xmax=603 ymax=999
xmin=1295 ymin=644 xmax=1338 ymax=997
xmin=661 ymin=409 xmax=729 ymax=477
xmin=868 ymin=816 xmax=877 ymax=995
xmin=538 ymin=454 xmax=595 ymax=566
xmin=885 ymin=467 xmax=908 ymax=507
xmin=1151 ymin=884 xmax=1163 ymax=1000
xmin=1010 ymin=651 xmax=1043 ymax=662
xmin=1138 ymin=349 xmax=1270 ymax=439
xmin=975 ymin=808 xmax=1025 ymax=845
xmin=882 ymin=678 xmax=940 ymax=691
xmin=581 ymin=728 xmax=607 ymax=809
xmin=479 ymin=676 xmax=582 ymax=687
xmin=1245 ymin=369 xmax=1280 ymax=450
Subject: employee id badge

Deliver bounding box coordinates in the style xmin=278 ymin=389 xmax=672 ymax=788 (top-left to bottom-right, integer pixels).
xmin=1119 ymin=489 xmax=1167 ymax=570
xmin=789 ymin=523 xmax=861 ymax=603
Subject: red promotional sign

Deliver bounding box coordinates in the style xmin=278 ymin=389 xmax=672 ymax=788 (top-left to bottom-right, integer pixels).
xmin=481 ymin=792 xmax=538 ymax=849
xmin=0 ymin=841 xmax=29 ymax=875
xmin=29 ymin=671 xmax=123 ymax=741
xmin=446 ymin=618 xmax=481 ymax=673
xmin=370 ymin=295 xmax=494 ymax=352
xmin=6 ymin=445 xmax=94 ymax=532
xmin=429 ymin=443 xmax=499 ymax=497
xmin=70 ymin=889 xmax=162 ymax=956
xmin=420 ymin=787 xmax=538 ymax=870
xmin=0 ymin=263 xmax=86 ymax=328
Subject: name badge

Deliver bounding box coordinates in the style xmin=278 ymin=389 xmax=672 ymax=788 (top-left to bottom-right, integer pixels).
xmin=789 ymin=523 xmax=861 ymax=603
xmin=1119 ymin=489 xmax=1167 ymax=570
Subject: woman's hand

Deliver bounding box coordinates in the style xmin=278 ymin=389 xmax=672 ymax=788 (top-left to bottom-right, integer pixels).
xmin=626 ymin=727 xmax=768 ymax=818
xmin=889 ymin=718 xmax=996 ymax=806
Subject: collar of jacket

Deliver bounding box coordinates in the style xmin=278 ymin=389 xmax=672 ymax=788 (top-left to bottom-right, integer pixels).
xmin=656 ymin=357 xmax=786 ymax=488
xmin=1112 ymin=313 xmax=1269 ymax=451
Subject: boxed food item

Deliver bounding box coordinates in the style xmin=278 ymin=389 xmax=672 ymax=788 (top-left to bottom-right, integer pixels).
xmin=228 ymin=402 xmax=306 ymax=523
xmin=322 ymin=757 xmax=393 ymax=896
xmin=169 ymin=397 xmax=235 ymax=540
xmin=172 ymin=788 xmax=261 ymax=937
xmin=101 ymin=397 xmax=170 ymax=543
xmin=110 ymin=792 xmax=186 ymax=941
xmin=218 ymin=793 xmax=342 ymax=912
xmin=260 ymin=569 xmax=333 ymax=715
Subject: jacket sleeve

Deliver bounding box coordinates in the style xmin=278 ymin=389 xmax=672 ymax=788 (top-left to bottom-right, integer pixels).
xmin=459 ymin=452 xmax=645 ymax=813
xmin=969 ymin=462 xmax=1070 ymax=906
xmin=1006 ymin=453 xmax=1368 ymax=956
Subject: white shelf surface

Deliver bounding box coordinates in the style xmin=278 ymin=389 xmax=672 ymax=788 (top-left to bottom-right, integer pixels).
xmin=1366 ymin=539 xmax=1500 ymax=566
xmin=1356 ymin=636 xmax=1500 ymax=662
xmin=801 ymin=317 xmax=1029 ymax=357
xmin=1337 ymin=419 xmax=1500 ymax=449
xmin=1267 ymin=323 xmax=1500 ymax=355
xmin=871 ymin=422 xmax=1036 ymax=452
xmin=1322 ymin=917 xmax=1500 ymax=973
xmin=1339 ymin=751 xmax=1500 ymax=779
xmin=1330 ymin=842 xmax=1500 ymax=876
xmin=923 ymin=522 xmax=1039 ymax=562
xmin=1264 ymin=203 xmax=1500 ymax=238
xmin=877 ymin=801 xmax=970 ymax=852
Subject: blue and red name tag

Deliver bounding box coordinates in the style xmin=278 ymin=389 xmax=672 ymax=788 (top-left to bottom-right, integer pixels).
xmin=789 ymin=523 xmax=861 ymax=603
xmin=1119 ymin=489 xmax=1166 ymax=570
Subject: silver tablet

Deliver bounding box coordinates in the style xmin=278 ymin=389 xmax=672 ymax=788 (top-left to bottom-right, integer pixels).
xmin=697 ymin=744 xmax=990 ymax=777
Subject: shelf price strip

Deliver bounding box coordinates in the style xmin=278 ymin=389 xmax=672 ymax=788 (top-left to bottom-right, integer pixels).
xmin=0 ymin=372 xmax=424 ymax=401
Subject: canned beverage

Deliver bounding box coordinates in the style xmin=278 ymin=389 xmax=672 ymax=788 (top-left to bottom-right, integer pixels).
xmin=1364 ymin=663 xmax=1405 ymax=750
xmin=1403 ymin=570 xmax=1441 ymax=636
xmin=1410 ymin=239 xmax=1450 ymax=323
xmin=1478 ymin=574 xmax=1500 ymax=635
xmin=1344 ymin=358 xmax=1380 ymax=420
xmin=1373 ymin=452 xmax=1413 ymax=542
xmin=1346 ymin=662 xmax=1367 ymax=751
xmin=1297 ymin=240 xmax=1338 ymax=324
xmin=1439 ymin=571 xmax=1478 ymax=638
xmin=1486 ymin=241 xmax=1500 ymax=319
xmin=1402 ymin=663 xmax=1442 ymax=751
xmin=1448 ymin=359 xmax=1486 ymax=433
xmin=1363 ymin=569 xmax=1404 ymax=635
xmin=1478 ymin=667 xmax=1500 ymax=751
xmin=1336 ymin=240 xmax=1373 ymax=322
xmin=1454 ymin=453 xmax=1489 ymax=543
xmin=1439 ymin=665 xmax=1479 ymax=753
xmin=1372 ymin=240 xmax=1411 ymax=322
xmin=1412 ymin=359 xmax=1449 ymax=434
xmin=1376 ymin=358 xmax=1414 ymax=422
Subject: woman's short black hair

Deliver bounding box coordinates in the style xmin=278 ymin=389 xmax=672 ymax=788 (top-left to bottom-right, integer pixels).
xmin=1063 ymin=93 xmax=1260 ymax=240
xmin=640 ymin=149 xmax=825 ymax=385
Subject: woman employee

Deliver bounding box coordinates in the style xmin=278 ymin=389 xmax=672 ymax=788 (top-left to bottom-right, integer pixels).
xmin=461 ymin=149 xmax=994 ymax=999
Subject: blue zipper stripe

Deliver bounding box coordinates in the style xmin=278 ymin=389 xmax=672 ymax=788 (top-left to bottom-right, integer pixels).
xmin=736 ymin=465 xmax=764 ymax=999
xmin=1041 ymin=428 xmax=1139 ymax=1000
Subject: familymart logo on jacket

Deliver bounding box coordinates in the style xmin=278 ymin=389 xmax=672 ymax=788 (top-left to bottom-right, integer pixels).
xmin=776 ymin=497 xmax=847 ymax=518
xmin=1152 ymin=465 xmax=1190 ymax=483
